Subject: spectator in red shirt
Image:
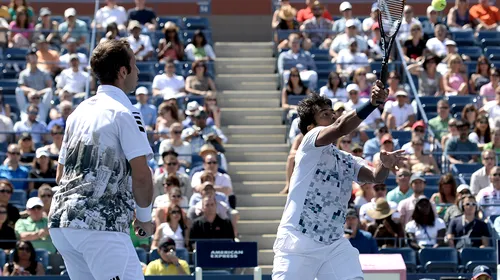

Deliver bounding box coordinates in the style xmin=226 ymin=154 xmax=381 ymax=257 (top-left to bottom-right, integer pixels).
xmin=296 ymin=0 xmax=332 ymax=23
xmin=469 ymin=0 xmax=500 ymax=31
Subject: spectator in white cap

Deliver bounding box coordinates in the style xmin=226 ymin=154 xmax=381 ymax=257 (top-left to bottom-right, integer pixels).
xmin=59 ymin=37 xmax=89 ymax=70
xmin=14 ymin=197 xmax=56 ymax=253
xmin=330 ymin=19 xmax=368 ymax=60
xmin=152 ymin=59 xmax=186 ymax=99
xmin=181 ymin=110 xmax=227 ymax=154
xmin=382 ymin=90 xmax=415 ymax=131
xmin=58 ymin=8 xmax=88 ymax=47
xmin=422 ymin=5 xmax=445 ymax=34
xmin=345 ymin=84 xmax=366 ymax=110
xmin=56 ymin=53 xmax=90 ymax=95
xmin=471 ymin=150 xmax=497 ymax=195
xmin=126 ymin=20 xmax=154 ymax=61
xmin=443 ymin=184 xmax=472 ymax=223
xmin=27 ymin=148 xmax=56 ymax=191
xmin=93 ymin=0 xmax=128 ymax=32
xmin=332 ymin=1 xmax=362 ymax=34
xmin=398 ymin=5 xmax=422 ymax=41
xmin=398 ymin=174 xmax=436 ymax=226
xmin=133 ymin=86 xmax=157 ymax=128
xmin=362 ymin=3 xmax=379 ymax=35
xmin=336 ymin=38 xmax=369 ymax=77
xmin=34 ymin=7 xmax=60 ymax=47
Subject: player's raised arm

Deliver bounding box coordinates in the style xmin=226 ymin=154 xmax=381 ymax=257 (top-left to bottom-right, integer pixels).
xmin=315 ymin=80 xmax=388 ymax=146
xmin=358 ymin=150 xmax=407 ymax=184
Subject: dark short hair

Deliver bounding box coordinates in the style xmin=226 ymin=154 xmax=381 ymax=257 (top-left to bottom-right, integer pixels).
xmin=90 ymin=39 xmax=132 ymax=84
xmin=297 ymin=95 xmax=332 ymax=135
xmin=161 ymin=149 xmax=178 ymax=159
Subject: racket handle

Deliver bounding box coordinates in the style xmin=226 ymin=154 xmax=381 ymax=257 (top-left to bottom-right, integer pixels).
xmin=376 ymin=62 xmax=389 ymax=105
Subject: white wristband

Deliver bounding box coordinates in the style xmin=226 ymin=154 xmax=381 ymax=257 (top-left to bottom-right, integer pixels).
xmin=136 ymin=204 xmax=153 ymax=222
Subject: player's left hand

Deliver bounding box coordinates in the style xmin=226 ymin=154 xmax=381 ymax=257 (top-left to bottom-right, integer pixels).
xmin=380 ymin=149 xmax=407 ymax=170
xmin=370 ymin=80 xmax=389 ymax=106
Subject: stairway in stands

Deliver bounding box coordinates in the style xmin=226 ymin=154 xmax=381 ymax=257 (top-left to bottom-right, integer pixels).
xmin=215 ymin=42 xmax=286 ymax=274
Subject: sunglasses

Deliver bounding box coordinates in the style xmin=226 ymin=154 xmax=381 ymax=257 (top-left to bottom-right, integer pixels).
xmin=40 ymin=194 xmax=52 ymax=198
xmin=412 ymin=142 xmax=423 ymax=146
xmin=464 ymin=202 xmax=477 ymax=207
xmin=170 ymin=210 xmax=181 ymax=214
xmin=164 ymin=182 xmax=176 ymax=187
xmin=465 ymin=108 xmax=475 ymax=113
xmin=160 ymin=246 xmax=175 ymax=253
xmin=374 ymin=187 xmax=386 ymax=192
xmin=414 ymin=128 xmax=425 ymax=133
xmin=205 ymin=98 xmax=216 ymax=101
xmin=28 ymin=111 xmax=38 ymax=115
xmin=166 ymin=162 xmax=178 ymax=166
xmin=290 ymin=74 xmax=299 ymax=77
xmin=18 ymin=246 xmax=30 ymax=252
xmin=357 ymin=72 xmax=367 ymax=76
xmin=342 ymin=140 xmax=351 ymax=144
xmin=205 ymin=161 xmax=217 ymax=165
xmin=30 ymin=206 xmax=43 ymax=210
xmin=8 ymin=151 xmax=20 ymax=155
xmin=398 ymin=173 xmax=410 ymax=178
xmin=0 ymin=211 xmax=7 ymax=214
xmin=439 ymin=107 xmax=449 ymax=110
xmin=484 ymin=157 xmax=495 ymax=160
xmin=0 ymin=189 xmax=12 ymax=194
xmin=171 ymin=195 xmax=181 ymax=198
xmin=30 ymin=96 xmax=40 ymax=100
xmin=493 ymin=173 xmax=500 ymax=177
xmin=51 ymin=132 xmax=64 ymax=135
xmin=411 ymin=28 xmax=420 ymax=31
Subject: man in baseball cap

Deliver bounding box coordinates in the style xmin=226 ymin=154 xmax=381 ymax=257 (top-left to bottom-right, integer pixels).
xmin=471 ymin=265 xmax=492 ymax=280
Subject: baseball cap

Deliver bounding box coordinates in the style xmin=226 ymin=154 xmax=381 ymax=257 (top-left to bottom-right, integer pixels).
xmin=159 ymin=237 xmax=176 ymax=249
xmin=20 ymin=132 xmax=32 ymax=141
xmin=128 ymin=20 xmax=142 ymax=31
xmin=39 ymin=7 xmax=51 ymax=17
xmin=426 ymin=5 xmax=437 ymax=14
xmin=340 ymin=1 xmax=352 ymax=12
xmin=35 ymin=148 xmax=50 ymax=159
xmin=66 ymin=37 xmax=77 ymax=44
xmin=396 ymin=90 xmax=408 ymax=97
xmin=348 ymin=37 xmax=357 ymax=45
xmin=64 ymin=8 xmax=76 ymax=18
xmin=333 ymin=102 xmax=345 ymax=112
xmin=26 ymin=197 xmax=44 ymax=209
xmin=346 ymin=84 xmax=360 ymax=93
xmin=371 ymin=2 xmax=379 ymax=12
xmin=345 ymin=19 xmax=356 ymax=28
xmin=380 ymin=133 xmax=393 ymax=144
xmin=35 ymin=35 xmax=47 ymax=44
xmin=410 ymin=173 xmax=426 ymax=184
xmin=185 ymin=101 xmax=202 ymax=116
xmin=346 ymin=208 xmax=358 ymax=218
xmin=135 ymin=86 xmax=149 ymax=96
xmin=472 ymin=265 xmax=492 ymax=279
xmin=69 ymin=53 xmax=79 ymax=61
xmin=457 ymin=184 xmax=471 ymax=193
xmin=412 ymin=120 xmax=426 ymax=130
xmin=445 ymin=40 xmax=457 ymax=46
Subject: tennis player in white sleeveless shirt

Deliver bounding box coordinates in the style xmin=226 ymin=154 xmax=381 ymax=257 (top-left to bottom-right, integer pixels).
xmin=273 ymin=83 xmax=406 ymax=280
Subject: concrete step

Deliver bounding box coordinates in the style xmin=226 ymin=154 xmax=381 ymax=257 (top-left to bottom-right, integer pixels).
xmin=215 ymin=57 xmax=275 ymax=67
xmin=258 ymin=250 xmax=274 ymax=266
xmin=215 ymin=42 xmax=273 ymax=48
xmin=260 ymin=265 xmax=273 ymax=275
xmin=221 ymin=115 xmax=282 ymax=125
xmin=214 ymin=42 xmax=274 ymax=58
xmin=216 ymin=74 xmax=278 ymax=91
xmin=229 ymin=162 xmax=286 ymax=172
xmin=238 ymin=220 xmax=280 ymax=235
xmin=224 ymin=144 xmax=289 ymax=153
xmin=233 ymin=181 xmax=285 ymax=194
xmin=222 ymin=125 xmax=286 ymax=135
xmin=226 ymin=152 xmax=288 ymax=162
xmin=237 ymin=194 xmax=287 ymax=207
xmin=221 ymin=90 xmax=281 ymax=100
xmin=220 ymin=107 xmax=282 ymax=117
xmin=237 ymin=207 xmax=284 ymax=220
xmin=239 ymin=234 xmax=277 ymax=249
xmin=229 ymin=134 xmax=284 ymax=144
xmin=216 ymin=64 xmax=275 ymax=74
xmin=218 ymin=98 xmax=280 ymax=108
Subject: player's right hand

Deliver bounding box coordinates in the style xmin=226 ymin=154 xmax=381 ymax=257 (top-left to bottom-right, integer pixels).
xmin=133 ymin=219 xmax=154 ymax=239
xmin=370 ymin=80 xmax=388 ymax=106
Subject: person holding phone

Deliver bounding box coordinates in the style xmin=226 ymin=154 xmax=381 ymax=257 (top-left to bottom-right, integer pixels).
xmin=145 ymin=237 xmax=190 ymax=276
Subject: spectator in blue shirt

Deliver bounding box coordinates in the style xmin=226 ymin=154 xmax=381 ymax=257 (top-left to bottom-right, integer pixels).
xmin=0 ymin=144 xmax=29 ymax=191
xmin=133 ymin=86 xmax=157 ymax=129
xmin=58 ymin=8 xmax=88 ymax=47
xmin=363 ymin=124 xmax=400 ymax=162
xmin=47 ymin=101 xmax=72 ymax=131
xmin=13 ymin=104 xmax=47 ymax=146
xmin=344 ymin=208 xmax=378 ymax=254
xmin=445 ymin=120 xmax=479 ymax=164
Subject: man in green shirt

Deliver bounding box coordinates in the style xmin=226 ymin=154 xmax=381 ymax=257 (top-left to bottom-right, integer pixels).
xmin=15 ymin=197 xmax=56 ymax=253
xmin=428 ymin=99 xmax=451 ymax=141
xmin=386 ymin=168 xmax=413 ymax=204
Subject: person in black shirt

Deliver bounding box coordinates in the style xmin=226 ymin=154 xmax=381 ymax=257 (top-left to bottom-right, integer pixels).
xmin=127 ymin=0 xmax=157 ymax=31
xmin=0 ymin=180 xmax=20 ymax=226
xmin=447 ymin=195 xmax=490 ymax=249
xmin=189 ymin=195 xmax=234 ymax=250
xmin=27 ymin=148 xmax=57 ymax=191
xmin=0 ymin=205 xmax=17 ymax=252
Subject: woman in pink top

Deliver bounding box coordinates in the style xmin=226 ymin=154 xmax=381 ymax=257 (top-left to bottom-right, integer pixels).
xmin=8 ymin=6 xmax=33 ymax=48
xmin=480 ymin=68 xmax=500 ymax=105
xmin=443 ymin=54 xmax=468 ymax=96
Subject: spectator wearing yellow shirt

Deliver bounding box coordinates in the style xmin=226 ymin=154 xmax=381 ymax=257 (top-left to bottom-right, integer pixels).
xmin=145 ymin=238 xmax=189 ymax=276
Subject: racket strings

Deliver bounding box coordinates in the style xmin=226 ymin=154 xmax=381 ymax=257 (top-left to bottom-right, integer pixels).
xmin=378 ymin=0 xmax=404 ymax=37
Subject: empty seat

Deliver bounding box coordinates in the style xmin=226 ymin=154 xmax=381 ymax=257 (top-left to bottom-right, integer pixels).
xmin=480 ymin=38 xmax=500 ymax=48
xmin=379 ymin=247 xmax=417 ymax=272
xmin=477 ymin=31 xmax=500 ymax=41
xmin=485 ymin=47 xmax=500 ymax=61
xmin=9 ymin=189 xmax=26 ymax=208
xmin=35 ymin=249 xmax=50 ymax=270
xmin=136 ymin=62 xmax=155 ymax=82
xmin=135 ymin=248 xmax=148 ymax=264
xmin=0 ymin=79 xmax=19 ymax=95
xmin=185 ymin=95 xmax=205 ymax=106
xmin=309 ymin=49 xmax=330 ymax=61
xmin=157 ymin=16 xmax=183 ymax=29
xmin=4 ymin=48 xmax=28 ymax=61
xmin=460 ymin=248 xmax=496 ymax=272
xmin=451 ymin=30 xmax=474 ymax=41
xmin=149 ymin=249 xmax=160 ymax=263
xmin=419 ymin=247 xmax=458 ymax=273
xmin=183 ymin=17 xmax=209 ymax=30
xmin=451 ymin=163 xmax=482 ymax=175
xmin=457 ymin=46 xmax=483 ymax=60
xmin=288 ymin=95 xmax=306 ymax=106
xmin=391 ymin=131 xmax=412 ymax=145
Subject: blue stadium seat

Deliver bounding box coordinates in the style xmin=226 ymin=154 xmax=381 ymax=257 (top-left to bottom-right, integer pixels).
xmin=4 ymin=48 xmax=28 ymax=61
xmin=136 ymin=62 xmax=155 ymax=82
xmin=191 ymin=154 xmax=204 ymax=169
xmin=446 ymin=96 xmax=478 ymax=114
xmin=481 ymin=38 xmax=500 ymax=48
xmin=78 ymin=16 xmax=92 ymax=27
xmin=149 ymin=249 xmax=160 ymax=263
xmin=379 ymin=247 xmax=417 ymax=272
xmin=202 ymin=270 xmax=232 ymax=275
xmin=391 ymin=131 xmax=412 ymax=145
xmin=35 ymin=249 xmax=49 ymax=270
xmin=419 ymin=248 xmax=458 ymax=273
xmin=29 ymin=189 xmax=38 ymax=198
xmin=0 ymin=79 xmax=20 ymax=95
xmin=424 ymin=187 xmax=438 ymax=199
xmin=288 ymin=95 xmax=306 ymax=106
xmin=385 ymin=175 xmax=441 ymax=187
xmin=185 ymin=95 xmax=205 ymax=106
xmin=135 ymin=248 xmax=148 ymax=264
xmin=9 ymin=189 xmax=26 ymax=208
xmin=183 ymin=17 xmax=209 ymax=30
xmin=451 ymin=163 xmax=482 ymax=175
xmin=155 ymin=62 xmax=185 ymax=76
xmin=460 ymin=248 xmax=496 ymax=273
xmin=485 ymin=47 xmax=500 ymax=61
xmin=477 ymin=31 xmax=500 ymax=41
xmin=128 ymin=95 xmax=137 ymax=105
xmin=157 ymin=16 xmax=183 ymax=29
xmin=1 ymin=63 xmax=24 ymax=79
xmin=310 ymin=49 xmax=330 ymax=61
xmin=451 ymin=30 xmax=474 ymax=41
xmin=0 ymin=250 xmax=5 ymax=267
xmin=457 ymin=46 xmax=483 ymax=60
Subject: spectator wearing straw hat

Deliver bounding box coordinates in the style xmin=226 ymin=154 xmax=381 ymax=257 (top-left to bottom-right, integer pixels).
xmin=274 ymin=5 xmax=299 ymax=31
xmin=366 ymin=198 xmax=404 ymax=248
xmin=127 ymin=20 xmax=154 ymax=61
xmin=360 ymin=184 xmax=399 ymax=226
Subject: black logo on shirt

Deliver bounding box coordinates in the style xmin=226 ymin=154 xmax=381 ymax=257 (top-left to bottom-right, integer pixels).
xmin=132 ymin=112 xmax=145 ymax=133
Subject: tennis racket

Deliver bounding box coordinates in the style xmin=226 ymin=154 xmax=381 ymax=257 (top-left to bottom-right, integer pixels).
xmin=377 ymin=0 xmax=405 ymax=92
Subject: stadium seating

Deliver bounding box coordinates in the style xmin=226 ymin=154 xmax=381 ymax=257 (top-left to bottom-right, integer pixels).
xmin=451 ymin=163 xmax=482 ymax=176
xmin=379 ymin=247 xmax=417 ymax=273
xmin=0 ymin=79 xmax=20 ymax=95
xmin=4 ymin=48 xmax=28 ymax=61
xmin=459 ymin=247 xmax=496 ymax=273
xmin=457 ymin=46 xmax=483 ymax=60
xmin=156 ymin=16 xmax=183 ymax=29
xmin=10 ymin=189 xmax=27 ymax=208
xmin=419 ymin=248 xmax=458 ymax=273
xmin=136 ymin=248 xmax=148 ymax=264
xmin=484 ymin=47 xmax=500 ymax=61
xmin=183 ymin=17 xmax=210 ymax=30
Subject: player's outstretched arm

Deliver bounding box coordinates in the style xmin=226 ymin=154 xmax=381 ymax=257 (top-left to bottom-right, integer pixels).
xmin=358 ymin=150 xmax=407 ymax=183
xmin=316 ymin=80 xmax=387 ymax=146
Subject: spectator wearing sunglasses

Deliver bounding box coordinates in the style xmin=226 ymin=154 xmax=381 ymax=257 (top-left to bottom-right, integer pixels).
xmin=13 ymin=104 xmax=48 ymax=146
xmin=14 ymin=197 xmax=55 ymax=253
xmin=0 ymin=180 xmax=20 ymax=226
xmin=191 ymin=153 xmax=233 ymax=197
xmin=401 ymin=121 xmax=431 ymax=154
xmin=37 ymin=184 xmax=52 ymax=217
xmin=47 ymin=101 xmax=73 ymax=131
xmin=0 ymin=144 xmax=29 ymax=191
xmin=145 ymin=237 xmax=189 ymax=276
xmin=476 ymin=166 xmax=500 ymax=218
xmin=0 ymin=204 xmax=17 ymax=252
xmin=471 ymin=150 xmax=497 ymax=195
xmin=181 ymin=109 xmax=227 ymax=154
xmin=445 ymin=120 xmax=479 ymax=164
xmin=152 ymin=204 xmax=189 ymax=251
xmin=43 ymin=124 xmax=64 ymax=160
xmin=362 ymin=124 xmax=400 ymax=162
xmin=158 ymin=123 xmax=191 ymax=168
xmin=444 ymin=184 xmax=472 ymax=224
xmin=153 ymin=176 xmax=188 ymax=227
xmin=28 ymin=148 xmax=56 ymax=191
xmin=447 ymin=195 xmax=490 ymax=248
xmin=153 ymin=150 xmax=191 ymax=200
xmin=2 ymin=241 xmax=45 ymax=276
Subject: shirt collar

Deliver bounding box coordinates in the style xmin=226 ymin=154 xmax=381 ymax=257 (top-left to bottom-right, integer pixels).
xmin=97 ymin=85 xmax=132 ymax=107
